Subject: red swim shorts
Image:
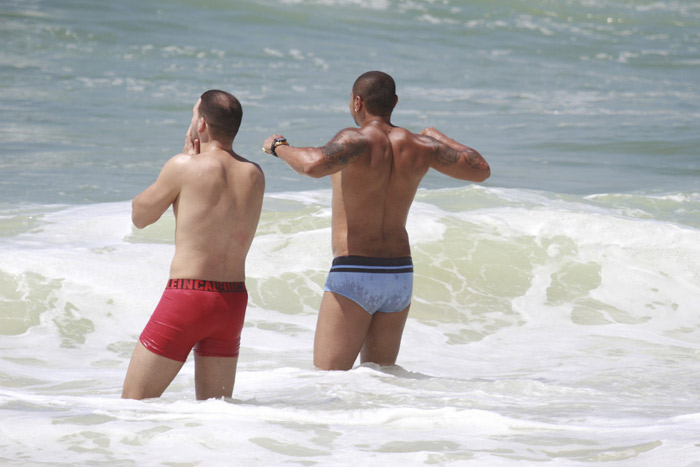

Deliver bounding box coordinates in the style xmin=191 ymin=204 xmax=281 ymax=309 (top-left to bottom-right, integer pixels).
xmin=139 ymin=279 xmax=248 ymax=362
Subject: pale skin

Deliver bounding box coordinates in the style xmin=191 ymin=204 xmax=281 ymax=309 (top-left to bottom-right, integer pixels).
xmin=263 ymin=88 xmax=490 ymax=371
xmin=122 ymin=98 xmax=265 ymax=400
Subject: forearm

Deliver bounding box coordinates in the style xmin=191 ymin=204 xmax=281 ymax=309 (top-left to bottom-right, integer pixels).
xmin=274 ymin=145 xmax=328 ymax=178
xmin=131 ymin=167 xmax=180 ymax=229
xmin=131 ymin=191 xmax=170 ymax=229
xmin=132 ymin=198 xmax=157 ymax=229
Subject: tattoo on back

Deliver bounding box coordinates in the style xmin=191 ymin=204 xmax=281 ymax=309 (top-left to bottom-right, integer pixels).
xmin=321 ymin=133 xmax=367 ymax=169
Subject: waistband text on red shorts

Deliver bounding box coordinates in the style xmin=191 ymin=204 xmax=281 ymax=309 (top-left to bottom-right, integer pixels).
xmin=166 ymin=279 xmax=247 ymax=293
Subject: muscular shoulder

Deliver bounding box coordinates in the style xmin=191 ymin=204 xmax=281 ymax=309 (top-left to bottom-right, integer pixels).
xmin=320 ymin=127 xmax=370 ymax=169
xmin=327 ymin=127 xmax=367 ymax=147
xmin=386 ymin=126 xmax=415 ymax=145
xmin=386 ymin=127 xmax=434 ymax=156
xmin=394 ymin=127 xmax=431 ymax=145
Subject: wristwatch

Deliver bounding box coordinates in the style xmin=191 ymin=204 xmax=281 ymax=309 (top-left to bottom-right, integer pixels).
xmin=270 ymin=137 xmax=289 ymax=157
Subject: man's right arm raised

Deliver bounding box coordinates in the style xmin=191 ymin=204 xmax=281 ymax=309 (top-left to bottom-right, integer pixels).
xmin=131 ymin=154 xmax=186 ymax=229
xmin=420 ymin=127 xmax=490 ymax=182
xmin=268 ymin=128 xmax=367 ymax=179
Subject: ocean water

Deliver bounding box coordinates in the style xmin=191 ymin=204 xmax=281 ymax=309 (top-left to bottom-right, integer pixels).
xmin=1 ymin=0 xmax=699 ymax=465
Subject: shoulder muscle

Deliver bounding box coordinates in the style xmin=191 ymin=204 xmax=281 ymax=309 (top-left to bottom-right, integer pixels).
xmin=320 ymin=128 xmax=368 ymax=170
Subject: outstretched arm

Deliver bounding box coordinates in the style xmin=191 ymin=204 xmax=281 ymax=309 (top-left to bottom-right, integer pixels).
xmin=420 ymin=127 xmax=490 ymax=182
xmin=263 ymin=129 xmax=367 ymax=178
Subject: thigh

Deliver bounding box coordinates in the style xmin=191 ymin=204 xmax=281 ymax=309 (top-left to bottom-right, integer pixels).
xmin=313 ymin=291 xmax=373 ymax=371
xmin=194 ymin=355 xmax=238 ymax=400
xmin=360 ymin=304 xmax=410 ymax=366
xmin=122 ymin=341 xmax=185 ymax=400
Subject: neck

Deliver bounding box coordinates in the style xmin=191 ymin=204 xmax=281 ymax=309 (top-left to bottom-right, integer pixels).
xmin=360 ymin=114 xmax=391 ymax=127
xmin=200 ymin=139 xmax=232 ymax=153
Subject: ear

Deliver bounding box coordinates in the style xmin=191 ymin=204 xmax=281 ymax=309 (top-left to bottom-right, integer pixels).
xmin=353 ymin=95 xmax=363 ymax=112
xmin=197 ymin=117 xmax=206 ymax=133
xmin=393 ymin=95 xmax=398 ymax=109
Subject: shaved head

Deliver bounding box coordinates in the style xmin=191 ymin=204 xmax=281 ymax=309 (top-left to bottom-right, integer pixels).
xmin=352 ymin=71 xmax=397 ymax=117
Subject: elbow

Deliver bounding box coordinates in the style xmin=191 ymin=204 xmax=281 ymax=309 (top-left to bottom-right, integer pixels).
xmin=469 ymin=148 xmax=490 ymax=182
xmin=462 ymin=149 xmax=490 ymax=182
xmin=287 ymin=148 xmax=331 ymax=178
xmin=475 ymin=164 xmax=491 ymax=182
xmin=302 ymin=167 xmax=327 ymax=179
xmin=132 ymin=215 xmax=147 ymax=230
xmin=132 ymin=216 xmax=147 ymax=230
xmin=298 ymin=160 xmax=328 ymax=179
xmin=131 ymin=199 xmax=148 ymax=229
xmin=460 ymin=162 xmax=490 ymax=183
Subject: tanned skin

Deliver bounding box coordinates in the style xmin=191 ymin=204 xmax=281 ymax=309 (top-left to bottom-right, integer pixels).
xmin=263 ymin=72 xmax=489 ymax=370
xmin=123 ymin=91 xmax=264 ymax=400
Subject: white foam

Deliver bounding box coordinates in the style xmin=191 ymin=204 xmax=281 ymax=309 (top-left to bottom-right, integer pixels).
xmin=2 ymin=188 xmax=700 ymax=465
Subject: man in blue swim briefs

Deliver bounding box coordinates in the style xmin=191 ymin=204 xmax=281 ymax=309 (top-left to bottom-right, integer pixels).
xmin=263 ymin=71 xmax=490 ymax=370
xmin=122 ymin=90 xmax=264 ymax=399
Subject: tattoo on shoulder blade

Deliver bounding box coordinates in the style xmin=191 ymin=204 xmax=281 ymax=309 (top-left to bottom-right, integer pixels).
xmin=321 ymin=133 xmax=367 ymax=169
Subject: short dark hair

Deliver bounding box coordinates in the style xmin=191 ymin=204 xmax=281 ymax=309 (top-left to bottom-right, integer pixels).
xmin=198 ymin=89 xmax=242 ymax=140
xmin=352 ymin=71 xmax=396 ymax=116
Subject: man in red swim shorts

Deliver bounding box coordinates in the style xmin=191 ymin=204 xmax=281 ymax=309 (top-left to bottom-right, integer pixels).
xmin=122 ymin=90 xmax=264 ymax=400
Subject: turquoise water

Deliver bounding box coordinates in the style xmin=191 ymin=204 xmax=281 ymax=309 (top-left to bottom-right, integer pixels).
xmin=1 ymin=0 xmax=698 ymax=203
xmin=1 ymin=1 xmax=700 ymax=465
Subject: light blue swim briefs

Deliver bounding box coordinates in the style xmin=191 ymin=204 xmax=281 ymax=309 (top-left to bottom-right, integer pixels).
xmin=323 ymin=255 xmax=413 ymax=314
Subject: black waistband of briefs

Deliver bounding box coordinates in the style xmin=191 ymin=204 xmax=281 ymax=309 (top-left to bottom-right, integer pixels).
xmin=330 ymin=255 xmax=413 ymax=274
xmin=331 ymin=255 xmax=413 ymax=267
xmin=166 ymin=279 xmax=247 ymax=293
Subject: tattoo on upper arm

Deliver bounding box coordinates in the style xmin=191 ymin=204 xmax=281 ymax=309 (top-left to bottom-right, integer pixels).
xmin=430 ymin=140 xmax=460 ymax=166
xmin=321 ymin=133 xmax=367 ymax=169
xmin=431 ymin=140 xmax=482 ymax=168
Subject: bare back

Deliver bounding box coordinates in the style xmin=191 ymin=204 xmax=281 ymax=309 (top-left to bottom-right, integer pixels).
xmin=328 ymin=119 xmax=491 ymax=259
xmin=169 ymin=149 xmax=264 ymax=281
xmin=268 ymin=113 xmax=487 ymax=260
xmin=132 ymin=147 xmax=264 ymax=282
xmin=330 ymin=124 xmax=433 ymax=258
